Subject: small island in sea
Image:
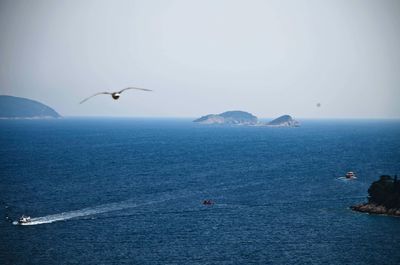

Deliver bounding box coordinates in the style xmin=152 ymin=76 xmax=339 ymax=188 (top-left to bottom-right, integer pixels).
xmin=193 ymin=110 xmax=299 ymax=127
xmin=351 ymin=175 xmax=400 ymax=217
xmin=0 ymin=95 xmax=61 ymax=119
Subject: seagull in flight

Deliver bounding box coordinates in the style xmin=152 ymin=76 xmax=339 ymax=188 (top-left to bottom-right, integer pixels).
xmin=79 ymin=87 xmax=152 ymax=104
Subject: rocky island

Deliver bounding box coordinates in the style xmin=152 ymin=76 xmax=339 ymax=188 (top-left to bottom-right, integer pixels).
xmin=194 ymin=111 xmax=258 ymax=125
xmin=267 ymin=115 xmax=300 ymax=127
xmin=351 ymin=175 xmax=400 ymax=217
xmin=194 ymin=111 xmax=299 ymax=127
xmin=0 ymin=95 xmax=61 ymax=119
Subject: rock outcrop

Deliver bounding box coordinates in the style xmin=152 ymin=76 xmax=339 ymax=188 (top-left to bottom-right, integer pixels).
xmin=194 ymin=111 xmax=299 ymax=127
xmin=351 ymin=175 xmax=400 ymax=217
xmin=267 ymin=115 xmax=300 ymax=127
xmin=351 ymin=203 xmax=400 ymax=217
xmin=194 ymin=111 xmax=258 ymax=125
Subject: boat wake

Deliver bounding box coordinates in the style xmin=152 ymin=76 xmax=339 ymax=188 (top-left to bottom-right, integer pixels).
xmin=13 ymin=180 xmax=262 ymax=226
xmin=13 ymin=199 xmax=162 ymax=226
xmin=336 ymin=176 xmax=357 ymax=181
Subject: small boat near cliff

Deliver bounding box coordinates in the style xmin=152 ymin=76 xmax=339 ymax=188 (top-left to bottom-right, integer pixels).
xmin=345 ymin=172 xmax=357 ymax=179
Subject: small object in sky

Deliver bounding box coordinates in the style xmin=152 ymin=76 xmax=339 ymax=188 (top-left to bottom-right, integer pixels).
xmin=316 ymin=103 xmax=321 ymax=108
xmin=79 ymin=87 xmax=152 ymax=104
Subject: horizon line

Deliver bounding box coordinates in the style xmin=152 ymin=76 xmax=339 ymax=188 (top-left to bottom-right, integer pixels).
xmin=59 ymin=115 xmax=400 ymax=120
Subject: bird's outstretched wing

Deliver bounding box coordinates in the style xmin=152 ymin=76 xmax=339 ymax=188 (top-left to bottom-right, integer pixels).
xmin=118 ymin=87 xmax=153 ymax=94
xmin=79 ymin=92 xmax=112 ymax=104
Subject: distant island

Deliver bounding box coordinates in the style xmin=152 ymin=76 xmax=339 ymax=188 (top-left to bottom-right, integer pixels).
xmin=351 ymin=175 xmax=400 ymax=217
xmin=193 ymin=111 xmax=299 ymax=127
xmin=0 ymin=95 xmax=61 ymax=119
xmin=194 ymin=111 xmax=258 ymax=125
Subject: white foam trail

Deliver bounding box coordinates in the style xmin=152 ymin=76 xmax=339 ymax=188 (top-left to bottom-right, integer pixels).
xmin=19 ymin=203 xmax=123 ymax=225
xmin=14 ymin=181 xmax=262 ymax=226
xmin=15 ymin=198 xmax=168 ymax=226
xmin=336 ymin=176 xmax=357 ymax=181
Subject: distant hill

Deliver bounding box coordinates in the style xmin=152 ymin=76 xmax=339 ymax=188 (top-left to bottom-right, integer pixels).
xmin=267 ymin=115 xmax=300 ymax=127
xmin=194 ymin=111 xmax=299 ymax=127
xmin=194 ymin=111 xmax=258 ymax=125
xmin=0 ymin=95 xmax=61 ymax=119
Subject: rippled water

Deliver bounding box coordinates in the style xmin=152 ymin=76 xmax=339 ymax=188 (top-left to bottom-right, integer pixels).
xmin=1 ymin=118 xmax=399 ymax=264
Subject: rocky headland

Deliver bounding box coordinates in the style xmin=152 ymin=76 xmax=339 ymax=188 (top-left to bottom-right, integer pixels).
xmin=351 ymin=203 xmax=400 ymax=216
xmin=194 ymin=111 xmax=299 ymax=127
xmin=267 ymin=114 xmax=300 ymax=127
xmin=351 ymin=175 xmax=400 ymax=217
xmin=0 ymin=95 xmax=61 ymax=119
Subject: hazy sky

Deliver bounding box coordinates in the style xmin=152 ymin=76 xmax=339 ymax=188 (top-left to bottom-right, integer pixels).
xmin=0 ymin=0 xmax=399 ymax=118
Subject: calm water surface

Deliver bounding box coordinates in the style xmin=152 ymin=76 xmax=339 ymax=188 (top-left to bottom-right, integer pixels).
xmin=1 ymin=118 xmax=399 ymax=264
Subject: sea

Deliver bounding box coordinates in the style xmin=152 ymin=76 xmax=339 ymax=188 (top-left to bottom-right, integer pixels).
xmin=0 ymin=118 xmax=399 ymax=265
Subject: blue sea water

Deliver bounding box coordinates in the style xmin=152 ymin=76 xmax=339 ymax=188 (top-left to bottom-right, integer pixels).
xmin=0 ymin=118 xmax=399 ymax=265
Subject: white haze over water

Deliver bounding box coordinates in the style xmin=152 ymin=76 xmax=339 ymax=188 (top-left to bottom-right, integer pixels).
xmin=0 ymin=0 xmax=399 ymax=119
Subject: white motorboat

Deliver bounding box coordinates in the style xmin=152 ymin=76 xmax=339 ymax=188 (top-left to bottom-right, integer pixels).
xmin=18 ymin=215 xmax=31 ymax=224
xmin=345 ymin=172 xmax=357 ymax=179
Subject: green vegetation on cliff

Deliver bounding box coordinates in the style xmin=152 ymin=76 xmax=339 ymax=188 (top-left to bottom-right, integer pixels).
xmin=368 ymin=175 xmax=400 ymax=209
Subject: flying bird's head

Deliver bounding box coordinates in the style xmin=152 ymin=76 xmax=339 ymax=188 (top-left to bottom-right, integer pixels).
xmin=112 ymin=93 xmax=120 ymax=100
